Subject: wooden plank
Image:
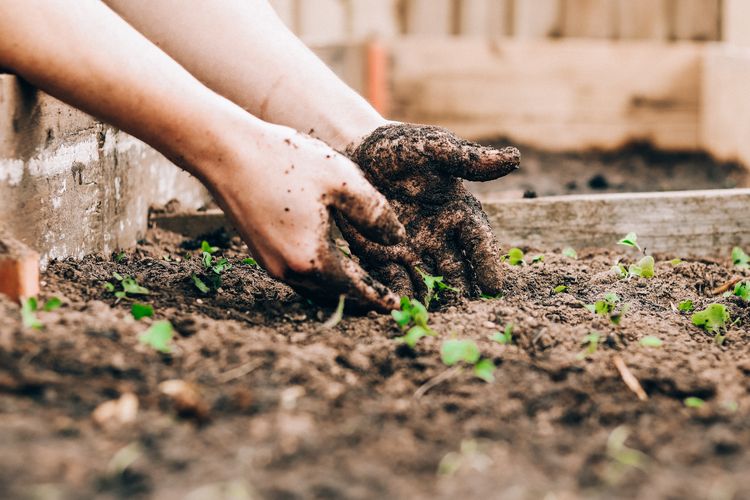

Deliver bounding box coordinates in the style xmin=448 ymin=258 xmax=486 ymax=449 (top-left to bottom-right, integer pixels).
xmin=617 ymin=0 xmax=670 ymax=40
xmin=562 ymin=0 xmax=618 ymax=39
xmin=348 ymin=0 xmax=398 ymax=40
xmin=483 ymin=189 xmax=750 ymax=257
xmin=296 ymin=0 xmax=347 ymax=44
xmin=403 ymin=0 xmax=454 ymax=35
xmin=700 ymin=45 xmax=750 ymax=169
xmin=722 ymin=0 xmax=750 ymax=46
xmin=512 ymin=0 xmax=562 ymax=38
xmin=389 ymin=38 xmax=702 ymax=150
xmin=458 ymin=0 xmax=512 ymax=37
xmin=671 ymin=0 xmax=721 ymax=41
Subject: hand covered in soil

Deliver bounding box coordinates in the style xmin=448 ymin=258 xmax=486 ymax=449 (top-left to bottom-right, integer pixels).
xmin=339 ymin=123 xmax=520 ymax=300
xmin=207 ymin=123 xmax=405 ymax=312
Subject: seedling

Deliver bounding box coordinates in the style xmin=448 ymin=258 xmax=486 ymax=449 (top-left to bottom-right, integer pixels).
xmin=553 ymin=285 xmax=568 ymax=294
xmin=684 ymin=397 xmax=705 ymax=409
xmin=479 ymin=293 xmax=502 ymax=301
xmin=670 ymin=259 xmax=684 ymax=267
xmin=392 ymin=297 xmax=434 ymax=348
xmin=586 ymin=293 xmax=629 ymax=325
xmin=131 ymin=303 xmax=154 ymax=320
xmin=732 ymin=246 xmax=750 ymax=269
xmin=191 ymin=274 xmax=210 ymax=294
xmin=193 ymin=248 xmax=233 ymax=293
xmin=139 ymin=320 xmax=174 ymax=353
xmin=628 ymin=255 xmax=655 ymax=279
xmin=242 ymin=257 xmax=258 ymax=267
xmin=677 ymin=299 xmax=694 ymax=313
xmin=562 ymin=247 xmax=578 ymax=259
xmin=441 ymin=339 xmax=495 ymax=382
xmin=201 ymin=240 xmax=218 ymax=254
xmin=639 ymin=336 xmax=663 ymax=348
xmin=502 ymin=247 xmax=525 ymax=266
xmin=491 ymin=323 xmax=514 ymax=345
xmin=731 ymin=281 xmax=750 ymax=302
xmin=691 ymin=304 xmax=730 ymax=335
xmin=114 ymin=251 xmax=126 ymax=263
xmin=321 ymin=294 xmax=345 ymax=329
xmin=531 ymin=254 xmax=545 ymax=264
xmin=618 ymin=232 xmax=641 ymax=252
xmin=577 ymin=332 xmax=602 ymax=359
xmin=104 ymin=273 xmax=150 ymax=303
xmin=43 ymin=297 xmax=62 ymax=312
xmin=21 ymin=296 xmax=62 ymax=330
xmin=611 ymin=260 xmax=628 ymax=279
xmin=416 ymin=268 xmax=458 ymax=306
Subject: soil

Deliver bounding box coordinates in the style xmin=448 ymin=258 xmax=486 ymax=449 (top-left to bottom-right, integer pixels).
xmin=468 ymin=141 xmax=749 ymax=199
xmin=2 ymin=228 xmax=750 ymax=500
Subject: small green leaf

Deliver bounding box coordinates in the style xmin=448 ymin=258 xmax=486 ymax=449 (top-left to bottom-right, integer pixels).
xmin=211 ymin=257 xmax=232 ymax=274
xmin=639 ymin=336 xmax=663 ymax=348
xmin=611 ymin=261 xmax=628 ymax=278
xmin=732 ymin=282 xmax=750 ymax=302
xmin=401 ymin=325 xmax=429 ymax=348
xmin=242 ymin=258 xmax=258 ymax=267
xmin=191 ymin=273 xmax=210 ymax=294
xmin=684 ymin=397 xmax=705 ymax=409
xmin=112 ymin=272 xmax=124 ymax=281
xmin=577 ymin=332 xmax=601 ymax=359
xmin=479 ymin=293 xmax=502 ymax=301
xmin=531 ymin=254 xmax=545 ymax=264
xmin=139 ymin=320 xmax=174 ymax=353
xmin=670 ymin=259 xmax=684 ymax=267
xmin=562 ymin=247 xmax=578 ymax=259
xmin=441 ymin=339 xmax=481 ymax=366
xmin=202 ymin=251 xmax=213 ymax=269
xmin=131 ymin=303 xmax=154 ymax=320
xmin=491 ymin=323 xmax=514 ymax=345
xmin=321 ymin=294 xmax=346 ymax=329
xmin=416 ymin=268 xmax=458 ymax=306
xmin=114 ymin=251 xmax=126 ymax=263
xmin=691 ymin=304 xmax=730 ymax=334
xmin=43 ymin=297 xmax=62 ymax=312
xmin=629 ymin=255 xmax=655 ymax=279
xmin=474 ymin=359 xmax=496 ymax=383
xmin=553 ymin=285 xmax=568 ymax=294
xmin=201 ymin=241 xmax=219 ymax=254
xmin=507 ymin=248 xmax=525 ymax=266
xmin=114 ymin=291 xmax=127 ymax=300
xmin=732 ymin=246 xmax=750 ymax=269
xmin=21 ymin=297 xmax=42 ymax=330
xmin=678 ymin=299 xmax=694 ymax=312
xmin=121 ymin=277 xmax=150 ymax=295
xmin=103 ymin=282 xmax=116 ymax=292
xmin=618 ymin=232 xmax=641 ymax=251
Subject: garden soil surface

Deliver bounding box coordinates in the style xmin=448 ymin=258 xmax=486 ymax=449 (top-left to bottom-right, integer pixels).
xmin=1 ymin=228 xmax=750 ymax=500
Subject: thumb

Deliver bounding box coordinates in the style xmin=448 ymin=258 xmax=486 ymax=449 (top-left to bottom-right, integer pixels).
xmin=329 ymin=169 xmax=405 ymax=246
xmin=428 ymin=139 xmax=521 ymax=181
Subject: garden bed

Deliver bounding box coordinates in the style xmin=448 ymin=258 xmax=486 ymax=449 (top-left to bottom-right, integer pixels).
xmin=1 ymin=227 xmax=749 ymax=499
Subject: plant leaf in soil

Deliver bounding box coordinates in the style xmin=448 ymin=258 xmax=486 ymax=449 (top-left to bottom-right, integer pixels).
xmin=139 ymin=320 xmax=175 ymax=353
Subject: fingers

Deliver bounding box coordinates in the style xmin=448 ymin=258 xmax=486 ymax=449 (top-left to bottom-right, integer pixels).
xmin=329 ymin=170 xmax=406 ymax=246
xmin=457 ymin=208 xmax=505 ymax=296
xmin=427 ymin=137 xmax=521 ymax=182
xmin=433 ymin=249 xmax=472 ymax=297
xmin=372 ymin=263 xmax=415 ymax=298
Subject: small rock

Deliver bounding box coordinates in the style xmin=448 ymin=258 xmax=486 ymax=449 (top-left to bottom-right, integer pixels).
xmin=92 ymin=392 xmax=139 ymax=428
xmin=159 ymin=379 xmax=210 ymax=423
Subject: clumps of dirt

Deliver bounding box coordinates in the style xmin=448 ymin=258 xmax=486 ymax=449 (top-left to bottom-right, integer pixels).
xmin=469 ymin=140 xmax=748 ymax=199
xmin=0 ymin=228 xmax=749 ymax=499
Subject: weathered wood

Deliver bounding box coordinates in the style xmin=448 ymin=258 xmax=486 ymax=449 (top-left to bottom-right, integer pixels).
xmin=403 ymin=0 xmax=454 ymax=35
xmin=482 ymin=189 xmax=750 ymax=257
xmin=458 ymin=0 xmax=511 ymax=37
xmin=389 ymin=38 xmax=702 ymax=150
xmin=562 ymin=0 xmax=618 ymax=39
xmin=671 ymin=0 xmax=721 ymax=41
xmin=512 ymin=0 xmax=562 ymax=38
xmin=617 ymin=0 xmax=670 ymax=40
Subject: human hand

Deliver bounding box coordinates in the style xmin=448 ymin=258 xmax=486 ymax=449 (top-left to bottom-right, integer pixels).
xmin=339 ymin=123 xmax=520 ymax=301
xmin=206 ymin=122 xmax=405 ymax=312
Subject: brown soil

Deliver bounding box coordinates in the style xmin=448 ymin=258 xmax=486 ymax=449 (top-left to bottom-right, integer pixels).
xmin=1 ymin=228 xmax=750 ymax=500
xmin=469 ymin=141 xmax=748 ymax=199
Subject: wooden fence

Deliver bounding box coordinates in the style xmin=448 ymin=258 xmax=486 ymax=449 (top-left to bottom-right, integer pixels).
xmin=270 ymin=0 xmax=724 ymax=44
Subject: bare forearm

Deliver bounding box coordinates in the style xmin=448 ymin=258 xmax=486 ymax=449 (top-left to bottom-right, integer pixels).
xmin=0 ymin=0 xmax=252 ymax=183
xmin=102 ymin=0 xmax=386 ymax=150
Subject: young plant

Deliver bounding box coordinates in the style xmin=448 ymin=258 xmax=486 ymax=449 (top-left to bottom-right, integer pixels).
xmin=670 ymin=259 xmax=684 ymax=267
xmin=131 ymin=303 xmax=154 ymax=320
xmin=618 ymin=232 xmax=641 ymax=252
xmin=610 ymin=260 xmax=628 ymax=279
xmin=479 ymin=292 xmax=502 ymax=301
xmin=193 ymin=247 xmax=233 ymax=293
xmin=677 ymin=299 xmax=694 ymax=313
xmin=21 ymin=296 xmax=63 ymax=329
xmin=731 ymin=282 xmax=750 ymax=302
xmin=562 ymin=247 xmax=578 ymax=259
xmin=628 ymin=255 xmax=655 ymax=279
xmin=732 ymin=246 xmax=750 ymax=269
xmin=242 ymin=257 xmax=258 ymax=267
xmin=201 ymin=240 xmax=219 ymax=254
xmin=502 ymin=247 xmax=525 ymax=266
xmin=531 ymin=254 xmax=545 ymax=264
xmin=416 ymin=268 xmax=458 ymax=306
xmin=491 ymin=323 xmax=514 ymax=345
xmin=577 ymin=332 xmax=602 ymax=359
xmin=392 ymin=297 xmax=434 ymax=348
xmin=586 ymin=293 xmax=629 ymax=325
xmin=691 ymin=304 xmax=730 ymax=344
xmin=441 ymin=339 xmax=495 ymax=382
xmin=684 ymin=397 xmax=705 ymax=409
xmin=104 ymin=273 xmax=150 ymax=303
xmin=139 ymin=320 xmax=174 ymax=353
xmin=553 ymin=285 xmax=568 ymax=294
xmin=639 ymin=336 xmax=663 ymax=348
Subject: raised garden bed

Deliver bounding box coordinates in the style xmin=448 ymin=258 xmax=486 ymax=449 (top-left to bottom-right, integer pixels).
xmin=1 ymin=225 xmax=749 ymax=499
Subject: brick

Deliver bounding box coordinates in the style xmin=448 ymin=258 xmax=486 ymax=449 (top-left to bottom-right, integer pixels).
xmin=0 ymin=234 xmax=39 ymax=301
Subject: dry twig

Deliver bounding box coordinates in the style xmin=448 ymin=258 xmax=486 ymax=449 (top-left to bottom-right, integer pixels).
xmin=613 ymin=355 xmax=648 ymax=402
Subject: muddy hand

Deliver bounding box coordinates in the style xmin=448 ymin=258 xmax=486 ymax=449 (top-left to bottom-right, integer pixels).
xmin=340 ymin=123 xmax=520 ymax=300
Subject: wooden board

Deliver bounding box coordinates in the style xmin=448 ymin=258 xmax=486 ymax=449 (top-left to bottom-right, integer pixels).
xmin=388 ymin=38 xmax=702 ymax=150
xmin=403 ymin=0 xmax=454 ymax=36
xmin=482 ymin=189 xmax=750 ymax=257
xmin=458 ymin=0 xmax=511 ymax=37
xmin=512 ymin=0 xmax=562 ymax=38
xmin=561 ymin=0 xmax=618 ymax=39
xmin=617 ymin=0 xmax=670 ymax=40
xmin=671 ymin=0 xmax=721 ymax=41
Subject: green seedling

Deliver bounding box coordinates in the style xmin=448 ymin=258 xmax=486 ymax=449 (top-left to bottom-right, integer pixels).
xmin=731 ymin=282 xmax=750 ymax=302
xmin=42 ymin=297 xmax=62 ymax=312
xmin=114 ymin=251 xmax=126 ymax=263
xmin=553 ymin=285 xmax=568 ymax=294
xmin=441 ymin=339 xmax=495 ymax=382
xmin=321 ymin=294 xmax=345 ymax=329
xmin=618 ymin=232 xmax=641 ymax=252
xmin=684 ymin=397 xmax=705 ymax=409
xmin=392 ymin=297 xmax=434 ymax=348
xmin=611 ymin=260 xmax=628 ymax=279
xmin=139 ymin=320 xmax=174 ymax=353
xmin=479 ymin=293 xmax=502 ymax=301
xmin=502 ymin=247 xmax=525 ymax=266
xmin=639 ymin=336 xmax=663 ymax=348
xmin=416 ymin=268 xmax=458 ymax=306
xmin=628 ymin=255 xmax=655 ymax=279
xmin=242 ymin=257 xmax=258 ymax=267
xmin=670 ymin=259 xmax=684 ymax=267
xmin=586 ymin=293 xmax=629 ymax=325
xmin=562 ymin=247 xmax=578 ymax=259
xmin=577 ymin=332 xmax=602 ymax=359
xmin=201 ymin=240 xmax=219 ymax=254
xmin=21 ymin=297 xmax=43 ymax=329
xmin=491 ymin=323 xmax=514 ymax=345
xmin=191 ymin=274 xmax=210 ymax=294
xmin=531 ymin=254 xmax=545 ymax=264
xmin=105 ymin=273 xmax=150 ymax=303
xmin=131 ymin=303 xmax=154 ymax=320
xmin=732 ymin=246 xmax=750 ymax=269
xmin=193 ymin=250 xmax=233 ymax=293
xmin=691 ymin=304 xmax=730 ymax=335
xmin=677 ymin=299 xmax=694 ymax=313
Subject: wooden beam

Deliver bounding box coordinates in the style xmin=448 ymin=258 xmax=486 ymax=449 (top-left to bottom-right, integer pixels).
xmin=482 ymin=189 xmax=750 ymax=257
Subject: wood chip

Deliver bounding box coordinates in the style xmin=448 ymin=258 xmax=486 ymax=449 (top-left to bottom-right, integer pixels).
xmin=613 ymin=355 xmax=648 ymax=402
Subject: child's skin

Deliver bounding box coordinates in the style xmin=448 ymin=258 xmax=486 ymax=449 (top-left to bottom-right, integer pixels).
xmin=0 ymin=0 xmax=519 ymax=311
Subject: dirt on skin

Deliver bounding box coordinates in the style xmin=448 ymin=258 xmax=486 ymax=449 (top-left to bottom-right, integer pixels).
xmin=1 ymin=227 xmax=750 ymax=500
